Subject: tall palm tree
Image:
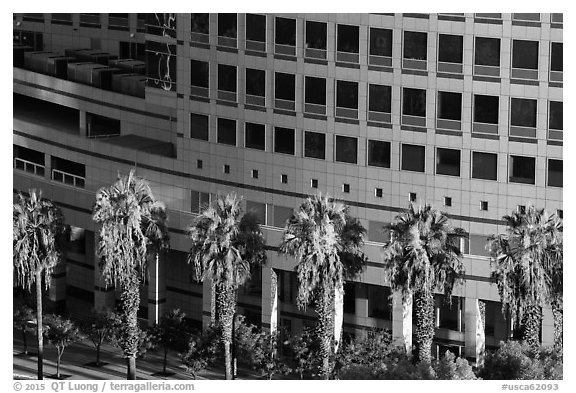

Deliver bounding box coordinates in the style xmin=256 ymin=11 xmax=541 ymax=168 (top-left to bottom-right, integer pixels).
xmin=13 ymin=190 xmax=65 ymax=380
xmin=92 ymin=170 xmax=169 ymax=380
xmin=488 ymin=206 xmax=562 ymax=355
xmin=187 ymin=193 xmax=266 ymax=380
xmin=382 ymin=204 xmax=467 ymax=364
xmin=279 ymin=194 xmax=366 ymax=379
xmin=544 ymin=213 xmax=563 ymax=352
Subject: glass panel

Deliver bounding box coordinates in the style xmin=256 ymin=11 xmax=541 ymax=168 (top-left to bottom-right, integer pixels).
xmin=368 ymin=140 xmax=391 ymax=168
xmin=218 ymin=64 xmax=236 ymax=92
xmin=335 ymin=136 xmax=358 ymax=164
xmin=246 ymin=68 xmax=265 ymax=97
xmin=337 ymin=24 xmax=359 ymax=53
xmin=474 ymin=95 xmax=499 ymax=124
xmin=336 ymin=81 xmax=358 ymax=109
xmin=472 ymin=152 xmax=497 ymax=180
xmin=275 ymin=17 xmax=296 ymax=46
xmin=369 ymin=84 xmax=392 ymax=113
xmin=190 ymin=113 xmax=209 ymax=141
xmin=438 ymin=34 xmax=463 ymax=63
xmin=438 ymin=91 xmax=462 ymax=121
xmin=551 ymin=43 xmax=563 ymax=72
xmin=191 ymin=14 xmax=209 ymax=34
xmin=509 ymin=156 xmax=535 ymax=184
xmin=246 ymin=14 xmax=266 ymax=42
xmin=191 ymin=60 xmax=209 ymax=88
xmin=403 ymin=88 xmax=426 ymax=117
xmin=548 ymin=159 xmax=563 ymax=187
xmin=404 ymin=31 xmax=427 ymax=60
xmin=304 ymin=131 xmax=325 ymax=159
xmin=275 ymin=72 xmax=295 ymax=101
xmin=549 ymin=101 xmax=563 ymax=130
xmin=475 ymin=37 xmax=500 ymax=67
xmin=245 ymin=122 xmax=266 ymax=150
xmin=274 ymin=127 xmax=295 ymax=155
xmin=218 ymin=13 xmax=237 ymax=38
xmin=401 ymin=144 xmax=425 ymax=172
xmin=510 ymin=98 xmax=537 ymax=128
xmin=512 ymin=40 xmax=538 ymax=70
xmin=370 ymin=28 xmax=392 ymax=57
xmin=306 ymin=21 xmax=327 ymax=50
xmin=217 ymin=118 xmax=236 ymax=145
xmin=436 ymin=148 xmax=461 ymax=176
xmin=305 ymin=76 xmax=326 ymax=105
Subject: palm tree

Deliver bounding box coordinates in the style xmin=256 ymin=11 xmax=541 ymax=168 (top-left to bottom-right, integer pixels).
xmin=382 ymin=204 xmax=467 ymax=364
xmin=279 ymin=193 xmax=366 ymax=379
xmin=488 ymin=206 xmax=562 ymax=355
xmin=187 ymin=193 xmax=266 ymax=380
xmin=13 ymin=190 xmax=65 ymax=380
xmin=92 ymin=170 xmax=169 ymax=380
xmin=545 ymin=213 xmax=563 ymax=352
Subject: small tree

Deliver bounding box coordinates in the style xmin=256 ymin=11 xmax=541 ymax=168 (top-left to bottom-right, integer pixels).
xmin=181 ymin=325 xmax=220 ymax=379
xmin=285 ymin=327 xmax=320 ymax=379
xmin=334 ymin=329 xmax=393 ymax=378
xmin=149 ymin=309 xmax=189 ymax=374
xmin=81 ymin=309 xmax=119 ymax=367
xmin=433 ymin=351 xmax=477 ymax=380
xmin=13 ymin=302 xmax=36 ymax=355
xmin=43 ymin=314 xmax=83 ymax=379
xmin=252 ymin=330 xmax=291 ymax=380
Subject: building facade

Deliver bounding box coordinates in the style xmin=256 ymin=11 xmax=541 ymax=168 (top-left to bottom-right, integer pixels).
xmin=13 ymin=13 xmax=563 ymax=363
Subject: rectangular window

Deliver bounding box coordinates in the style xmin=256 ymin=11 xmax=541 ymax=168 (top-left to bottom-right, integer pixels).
xmin=191 ymin=14 xmax=209 ymax=34
xmin=549 ymin=101 xmax=563 ymax=130
xmin=402 ymin=144 xmax=425 ymax=172
xmin=246 ymin=14 xmax=266 ymax=43
xmin=68 ymin=226 xmax=86 ymax=254
xmin=368 ymin=221 xmax=389 ymax=243
xmin=51 ymin=157 xmax=85 ymax=188
xmin=472 ymin=152 xmax=498 ymax=181
xmin=217 ymin=118 xmax=236 ymax=146
xmin=436 ymin=148 xmax=461 ymax=177
xmin=436 ymin=295 xmax=463 ymax=331
xmin=368 ymin=285 xmax=392 ymax=320
xmin=551 ymin=43 xmax=563 ymax=72
xmin=437 ymin=91 xmax=462 ymax=121
xmin=512 ymin=40 xmax=538 ymax=80
xmin=370 ymin=28 xmax=393 ymax=57
xmin=275 ymin=72 xmax=295 ymax=109
xmin=218 ymin=13 xmax=237 ymax=38
xmin=245 ymin=122 xmax=265 ymax=150
xmin=513 ymin=13 xmax=540 ymax=22
xmin=367 ymin=140 xmax=391 ymax=168
xmin=191 ymin=191 xmax=210 ymax=214
xmin=275 ymin=16 xmax=296 ymax=53
xmin=368 ymin=84 xmax=392 ymax=123
xmin=336 ymin=80 xmax=358 ymax=119
xmin=510 ymin=98 xmax=537 ymax=128
xmin=80 ymin=13 xmax=101 ymax=27
xmin=402 ymin=88 xmax=426 ymax=119
xmin=274 ymin=127 xmax=295 ymax=155
xmin=335 ymin=136 xmax=358 ymax=164
xmin=337 ymin=24 xmax=359 ymax=53
xmin=191 ymin=60 xmax=209 ymax=94
xmin=274 ymin=206 xmax=293 ymax=228
xmin=245 ymin=68 xmax=265 ymax=106
xmin=218 ymin=64 xmax=236 ymax=92
xmin=469 ymin=234 xmax=489 ymax=257
xmin=146 ymin=42 xmax=177 ymax=91
xmin=246 ymin=201 xmax=266 ymax=225
xmin=52 ymin=13 xmax=73 ymax=25
xmin=305 ymin=20 xmax=327 ymax=59
xmin=305 ymin=76 xmax=326 ymax=106
xmin=473 ymin=95 xmax=499 ymax=135
xmin=190 ymin=113 xmax=209 ymax=141
xmin=343 ymin=282 xmax=356 ymax=314
xmin=403 ymin=31 xmax=427 ymax=70
xmin=13 ymin=145 xmax=45 ymax=177
xmin=474 ymin=37 xmax=500 ymax=67
xmin=438 ymin=34 xmax=463 ymax=63
xmin=509 ymin=155 xmax=536 ymax=184
xmin=304 ymin=131 xmax=325 ymax=160
xmin=548 ymin=159 xmax=562 ymax=187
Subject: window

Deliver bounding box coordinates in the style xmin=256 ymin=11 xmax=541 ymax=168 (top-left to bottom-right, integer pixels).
xmin=368 ymin=84 xmax=392 ymax=123
xmin=480 ymin=201 xmax=488 ymax=212
xmin=275 ymin=17 xmax=296 ymax=54
xmin=197 ymin=159 xmax=203 ymax=169
xmin=342 ymin=184 xmax=350 ymax=193
xmin=217 ymin=118 xmax=236 ymax=146
xmin=274 ymin=206 xmax=292 ymax=228
xmin=469 ymin=234 xmax=489 ymax=255
xmin=375 ymin=188 xmax=383 ymax=198
xmin=513 ymin=13 xmax=540 ymax=22
xmin=403 ymin=31 xmax=427 ymax=70
xmin=146 ymin=42 xmax=177 ymax=91
xmin=437 ymin=91 xmax=462 ymax=121
xmin=336 ymin=81 xmax=358 ymax=118
xmin=368 ymin=221 xmax=389 ymax=243
xmin=557 ymin=209 xmax=563 ymax=219
xmin=409 ymin=192 xmax=417 ymax=202
xmin=436 ymin=148 xmax=461 ymax=177
xmin=311 ymin=179 xmax=318 ymax=188
xmin=51 ymin=157 xmax=85 ymax=188
xmin=370 ymin=28 xmax=393 ymax=57
xmin=438 ymin=34 xmax=463 ymax=64
xmin=223 ymin=164 xmax=230 ymax=174
xmin=367 ymin=140 xmax=391 ymax=168
xmin=80 ymin=13 xmax=101 ymax=27
xmin=245 ymin=122 xmax=265 ymax=150
xmin=246 ymin=14 xmax=266 ymax=44
xmin=246 ymin=201 xmax=266 ymax=225
xmin=335 ymin=136 xmax=358 ymax=164
xmin=551 ymin=43 xmax=563 ymax=72
xmin=52 ymin=13 xmax=72 ymax=25
xmin=473 ymin=94 xmax=499 ymax=133
xmin=281 ymin=174 xmax=288 ymax=184
xmin=245 ymin=68 xmax=265 ymax=106
xmin=509 ymin=155 xmax=536 ymax=184
xmin=474 ymin=37 xmax=500 ymax=77
xmin=368 ymin=285 xmax=392 ymax=320
xmin=402 ymin=144 xmax=425 ymax=173
xmin=68 ymin=226 xmax=86 ymax=254
xmin=549 ymin=101 xmax=563 ymax=130
xmin=548 ymin=159 xmax=562 ymax=187
xmin=444 ymin=197 xmax=452 ymax=207
xmin=304 ymin=131 xmax=325 ymax=159
xmin=403 ymin=88 xmax=426 ymax=117
xmin=472 ymin=152 xmax=498 ymax=181
xmin=436 ymin=295 xmax=463 ymax=331
xmin=191 ymin=191 xmax=210 ymax=213
xmin=305 ymin=76 xmax=326 ymax=106
xmin=275 ymin=72 xmax=296 ymax=108
xmin=512 ymin=40 xmax=538 ymax=79
xmin=510 ymin=98 xmax=537 ymax=128
xmin=343 ymin=283 xmax=356 ymax=314
xmin=86 ymin=113 xmax=120 ymax=138
xmin=119 ymin=42 xmax=145 ymax=62
xmin=218 ymin=64 xmax=237 ymax=99
xmin=191 ymin=60 xmax=209 ymax=92
xmin=108 ymin=13 xmax=128 ymax=30
xmin=274 ymin=127 xmax=295 ymax=155
xmin=13 ymin=145 xmax=45 ymax=177
xmin=517 ymin=205 xmax=526 ymax=214
xmin=305 ymin=20 xmax=327 ymax=59
xmin=218 ymin=13 xmax=237 ymax=38
xmin=191 ymin=14 xmax=209 ymax=34
xmin=190 ymin=113 xmax=209 ymax=141
xmin=337 ymin=24 xmax=359 ymax=53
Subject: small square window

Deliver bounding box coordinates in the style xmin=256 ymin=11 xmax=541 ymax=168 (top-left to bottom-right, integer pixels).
xmin=444 ymin=197 xmax=452 ymax=207
xmin=480 ymin=201 xmax=488 ymax=211
xmin=281 ymin=174 xmax=288 ymax=184
xmin=343 ymin=184 xmax=350 ymax=193
xmin=517 ymin=205 xmax=526 ymax=214
xmin=557 ymin=209 xmax=563 ymax=219
xmin=197 ymin=159 xmax=203 ymax=169
xmin=252 ymin=169 xmax=259 ymax=179
xmin=223 ymin=164 xmax=230 ymax=174
xmin=375 ymin=188 xmax=383 ymax=198
xmin=409 ymin=192 xmax=417 ymax=202
xmin=311 ymin=179 xmax=318 ymax=188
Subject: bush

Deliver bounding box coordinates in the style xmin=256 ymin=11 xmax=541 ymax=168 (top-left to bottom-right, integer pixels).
xmin=433 ymin=351 xmax=477 ymax=380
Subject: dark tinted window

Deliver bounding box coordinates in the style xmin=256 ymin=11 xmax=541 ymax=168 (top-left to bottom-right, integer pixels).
xmin=305 ymin=77 xmax=326 ymax=105
xmin=509 ymin=155 xmax=536 ymax=184
xmin=548 ymin=159 xmax=563 ymax=187
xmin=218 ymin=64 xmax=236 ymax=92
xmin=438 ymin=34 xmax=463 ymax=63
xmin=191 ymin=14 xmax=209 ymax=34
xmin=368 ymin=140 xmax=391 ymax=168
xmin=275 ymin=72 xmax=295 ymax=101
xmin=275 ymin=17 xmax=296 ymax=46
xmin=218 ymin=13 xmax=237 ymax=38
xmin=401 ymin=144 xmax=425 ymax=172
xmin=436 ymin=148 xmax=461 ymax=176
xmin=403 ymin=88 xmax=426 ymax=117
xmin=245 ymin=122 xmax=265 ymax=150
xmin=274 ymin=127 xmax=295 ymax=155
xmin=246 ymin=14 xmax=266 ymax=42
xmin=551 ymin=43 xmax=563 ymax=72
xmin=474 ymin=95 xmax=499 ymax=124
xmin=304 ymin=131 xmax=325 ymax=159
xmin=369 ymin=84 xmax=392 ymax=113
xmin=512 ymin=40 xmax=538 ymax=69
xmin=472 ymin=152 xmax=497 ymax=180
xmin=511 ymin=98 xmax=537 ymax=128
xmin=217 ymin=118 xmax=236 ymax=145
xmin=404 ymin=31 xmax=427 ymax=60
xmin=305 ymin=21 xmax=327 ymax=50
xmin=438 ymin=91 xmax=462 ymax=121
xmin=336 ymin=81 xmax=358 ymax=109
xmin=246 ymin=68 xmax=265 ymax=97
xmin=190 ymin=113 xmax=209 ymax=141
xmin=475 ymin=37 xmax=500 ymax=66
xmin=337 ymin=24 xmax=359 ymax=53
xmin=335 ymin=136 xmax=358 ymax=164
xmin=549 ymin=101 xmax=563 ymax=130
xmin=370 ymin=28 xmax=392 ymax=57
xmin=191 ymin=60 xmax=209 ymax=88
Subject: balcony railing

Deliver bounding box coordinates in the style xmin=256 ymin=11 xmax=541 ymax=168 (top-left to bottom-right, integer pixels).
xmin=14 ymin=158 xmax=45 ymax=177
xmin=52 ymin=169 xmax=85 ymax=188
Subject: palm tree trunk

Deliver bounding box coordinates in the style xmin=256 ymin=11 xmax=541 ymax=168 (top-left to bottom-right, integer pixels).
xmin=96 ymin=343 xmax=101 ymax=366
xmin=316 ymin=287 xmax=335 ymax=379
xmin=217 ymin=284 xmax=236 ymax=380
xmin=126 ymin=357 xmax=136 ymax=380
xmin=56 ymin=350 xmax=62 ymax=379
xmin=121 ymin=274 xmax=141 ymax=380
xmin=551 ymin=301 xmax=563 ymax=353
xmin=22 ymin=329 xmax=28 ymax=355
xmin=35 ymin=271 xmax=44 ymax=380
xmin=413 ymin=290 xmax=435 ymax=364
xmin=521 ymin=303 xmax=542 ymax=356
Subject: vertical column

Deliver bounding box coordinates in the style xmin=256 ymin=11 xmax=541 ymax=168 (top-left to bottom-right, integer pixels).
xmin=147 ymin=252 xmax=166 ymax=326
xmin=202 ymin=278 xmax=214 ymax=328
xmin=333 ymin=282 xmax=344 ymax=352
xmin=464 ymin=298 xmax=485 ymax=367
xmin=392 ymin=291 xmax=413 ymax=353
xmin=48 ymin=259 xmax=67 ymax=313
xmin=541 ymin=306 xmax=554 ymax=347
xmin=80 ymin=110 xmax=87 ymax=137
xmin=261 ymin=267 xmax=278 ymax=334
